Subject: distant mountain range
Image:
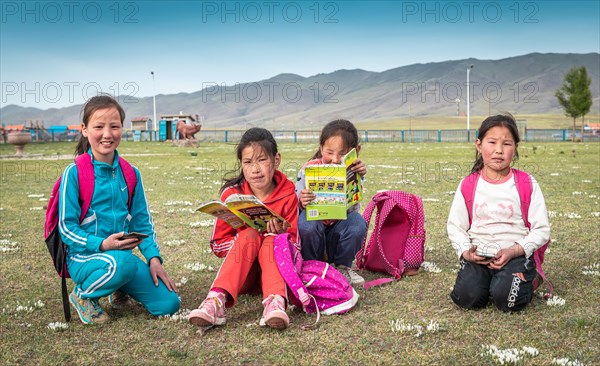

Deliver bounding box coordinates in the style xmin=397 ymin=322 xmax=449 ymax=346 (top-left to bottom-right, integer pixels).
xmin=2 ymin=52 xmax=598 ymax=129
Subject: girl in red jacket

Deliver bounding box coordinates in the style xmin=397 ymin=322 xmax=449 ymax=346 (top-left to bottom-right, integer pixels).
xmin=188 ymin=128 xmax=298 ymax=330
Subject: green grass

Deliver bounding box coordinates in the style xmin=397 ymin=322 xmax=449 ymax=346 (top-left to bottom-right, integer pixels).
xmin=354 ymin=113 xmax=600 ymax=130
xmin=0 ymin=141 xmax=598 ymax=366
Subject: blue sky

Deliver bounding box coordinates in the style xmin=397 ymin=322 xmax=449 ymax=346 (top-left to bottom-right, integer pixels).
xmin=1 ymin=0 xmax=599 ymax=109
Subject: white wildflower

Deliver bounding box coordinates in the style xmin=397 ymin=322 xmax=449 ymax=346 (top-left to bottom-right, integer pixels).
xmin=581 ymin=180 xmax=592 ymax=183
xmin=521 ymin=346 xmax=539 ymax=357
xmin=420 ymin=261 xmax=442 ymax=273
xmin=582 ymin=263 xmax=600 ymax=276
xmin=426 ymin=320 xmax=440 ymax=333
xmin=39 ymin=198 xmax=48 ymax=201
xmin=481 ymin=345 xmax=539 ymax=365
xmin=548 ymin=211 xmax=557 ymax=218
xmin=565 ymin=212 xmax=582 ymax=219
xmin=164 ymin=200 xmax=193 ymax=206
xmin=184 ymin=263 xmax=214 ymax=272
xmin=190 ymin=220 xmax=214 ymax=228
xmin=15 ymin=304 xmax=34 ymax=313
xmin=0 ymin=239 xmax=19 ymax=253
xmin=176 ymin=277 xmax=188 ymax=287
xmin=29 ymin=207 xmax=43 ymax=211
xmin=591 ymin=212 xmax=600 ymax=218
xmin=572 ymin=192 xmax=582 ymax=195
xmin=19 ymin=323 xmax=32 ymax=327
xmin=47 ymin=322 xmax=69 ymax=331
xmin=552 ymin=358 xmax=585 ymax=366
xmin=550 ymin=173 xmax=560 ymax=176
xmin=164 ymin=239 xmax=186 ymax=247
xmin=160 ymin=308 xmax=191 ymax=322
xmin=547 ymin=296 xmax=566 ymax=306
xmin=389 ymin=319 xmax=438 ymax=337
xmin=422 ymin=198 xmax=440 ymax=202
xmin=27 ymin=194 xmax=44 ymax=198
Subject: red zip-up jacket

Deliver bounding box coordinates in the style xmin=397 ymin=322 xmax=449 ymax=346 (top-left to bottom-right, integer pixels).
xmin=210 ymin=170 xmax=299 ymax=257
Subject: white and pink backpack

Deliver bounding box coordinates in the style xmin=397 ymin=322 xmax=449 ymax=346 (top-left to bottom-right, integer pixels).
xmin=356 ymin=190 xmax=426 ymax=288
xmin=273 ymin=233 xmax=359 ymax=324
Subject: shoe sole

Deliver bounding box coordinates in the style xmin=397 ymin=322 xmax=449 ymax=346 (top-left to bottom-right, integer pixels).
xmin=69 ymin=294 xmax=92 ymax=325
xmin=188 ymin=311 xmax=225 ymax=327
xmin=263 ymin=310 xmax=289 ymax=330
xmin=265 ymin=317 xmax=288 ymax=330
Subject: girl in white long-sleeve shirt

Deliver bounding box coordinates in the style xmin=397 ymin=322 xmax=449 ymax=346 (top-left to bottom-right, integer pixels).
xmin=447 ymin=114 xmax=550 ymax=312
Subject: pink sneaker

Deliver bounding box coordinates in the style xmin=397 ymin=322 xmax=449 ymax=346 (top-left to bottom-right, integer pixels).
xmin=260 ymin=294 xmax=289 ymax=330
xmin=188 ymin=291 xmax=226 ymax=327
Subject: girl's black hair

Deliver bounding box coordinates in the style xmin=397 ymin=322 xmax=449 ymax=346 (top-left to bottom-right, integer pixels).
xmin=471 ymin=113 xmax=520 ymax=174
xmin=221 ymin=127 xmax=279 ymax=193
xmin=75 ymin=95 xmax=125 ymax=156
xmin=311 ymin=119 xmax=359 ymax=159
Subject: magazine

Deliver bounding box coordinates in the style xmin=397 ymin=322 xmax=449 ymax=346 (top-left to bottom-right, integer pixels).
xmin=196 ymin=194 xmax=288 ymax=232
xmin=304 ymin=148 xmax=363 ymax=221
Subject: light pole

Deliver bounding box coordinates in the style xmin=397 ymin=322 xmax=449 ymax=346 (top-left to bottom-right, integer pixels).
xmin=466 ymin=64 xmax=474 ymax=140
xmin=151 ymin=71 xmax=157 ymax=132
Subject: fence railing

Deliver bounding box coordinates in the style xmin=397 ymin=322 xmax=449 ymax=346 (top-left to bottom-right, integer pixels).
xmin=2 ymin=129 xmax=599 ymax=144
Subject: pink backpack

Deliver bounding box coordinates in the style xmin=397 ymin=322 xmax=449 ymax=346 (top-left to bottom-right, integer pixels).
xmin=356 ymin=191 xmax=426 ymax=288
xmin=274 ymin=233 xmax=359 ymax=325
xmin=44 ymin=153 xmax=137 ymax=321
xmin=460 ymin=169 xmax=553 ymax=297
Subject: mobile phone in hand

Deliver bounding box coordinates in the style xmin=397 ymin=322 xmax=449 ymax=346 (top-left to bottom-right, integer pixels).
xmin=120 ymin=232 xmax=149 ymax=240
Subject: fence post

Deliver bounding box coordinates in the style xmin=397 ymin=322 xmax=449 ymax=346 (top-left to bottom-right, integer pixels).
xmin=294 ymin=130 xmax=297 ymax=143
xmin=562 ymin=129 xmax=566 ymax=141
xmin=438 ymin=130 xmax=441 ymax=142
xmin=364 ymin=130 xmax=369 ymax=143
xmin=224 ymin=130 xmax=228 ymax=143
xmin=401 ymin=130 xmax=404 ymax=143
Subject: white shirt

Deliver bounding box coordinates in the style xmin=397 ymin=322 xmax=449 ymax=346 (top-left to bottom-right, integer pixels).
xmin=447 ymin=171 xmax=550 ymax=259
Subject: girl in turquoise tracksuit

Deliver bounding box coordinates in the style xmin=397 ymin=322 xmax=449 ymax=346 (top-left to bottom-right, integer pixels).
xmin=59 ymin=95 xmax=180 ymax=324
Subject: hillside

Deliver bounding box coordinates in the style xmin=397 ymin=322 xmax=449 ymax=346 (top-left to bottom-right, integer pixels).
xmin=2 ymin=52 xmax=598 ymax=129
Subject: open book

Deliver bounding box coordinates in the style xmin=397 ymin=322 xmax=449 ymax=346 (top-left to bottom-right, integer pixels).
xmin=196 ymin=194 xmax=288 ymax=232
xmin=304 ymin=148 xmax=363 ymax=221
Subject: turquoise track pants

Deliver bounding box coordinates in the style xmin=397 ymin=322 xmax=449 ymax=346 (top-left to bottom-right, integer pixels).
xmin=67 ymin=250 xmax=180 ymax=316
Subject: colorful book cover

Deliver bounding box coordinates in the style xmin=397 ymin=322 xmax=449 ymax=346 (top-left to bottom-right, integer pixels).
xmin=196 ymin=194 xmax=287 ymax=231
xmin=343 ymin=148 xmax=363 ymax=208
xmin=304 ymin=164 xmax=348 ymax=220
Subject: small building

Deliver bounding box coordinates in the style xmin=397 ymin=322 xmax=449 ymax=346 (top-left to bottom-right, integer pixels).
xmin=4 ymin=124 xmax=25 ymax=131
xmin=159 ymin=113 xmax=199 ymax=141
xmin=131 ymin=117 xmax=153 ymax=131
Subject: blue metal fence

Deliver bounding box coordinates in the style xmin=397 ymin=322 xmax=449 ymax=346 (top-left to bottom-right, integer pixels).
xmin=3 ymin=128 xmax=598 ymax=144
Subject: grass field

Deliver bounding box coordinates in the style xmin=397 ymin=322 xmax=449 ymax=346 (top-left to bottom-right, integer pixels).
xmin=353 ymin=114 xmax=600 ymax=130
xmin=0 ymin=140 xmax=598 ymax=366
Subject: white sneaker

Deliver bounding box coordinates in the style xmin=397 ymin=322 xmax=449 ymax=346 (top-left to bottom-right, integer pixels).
xmin=336 ymin=265 xmax=365 ymax=286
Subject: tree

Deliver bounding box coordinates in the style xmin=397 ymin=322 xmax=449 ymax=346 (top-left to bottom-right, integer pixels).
xmin=555 ymin=66 xmax=593 ymax=142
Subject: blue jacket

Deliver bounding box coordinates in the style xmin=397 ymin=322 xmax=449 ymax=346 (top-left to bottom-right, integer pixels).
xmin=58 ymin=150 xmax=161 ymax=262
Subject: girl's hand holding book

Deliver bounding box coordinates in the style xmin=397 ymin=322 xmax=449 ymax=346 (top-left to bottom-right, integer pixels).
xmin=349 ymin=158 xmax=367 ymax=176
xmin=266 ymin=218 xmax=289 ymax=234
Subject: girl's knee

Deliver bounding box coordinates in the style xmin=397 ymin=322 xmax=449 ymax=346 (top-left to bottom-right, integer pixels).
xmin=450 ymin=287 xmax=489 ymax=309
xmin=146 ymin=293 xmax=181 ymax=316
xmin=111 ymin=255 xmax=139 ymax=284
xmin=490 ymin=285 xmax=532 ymax=312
